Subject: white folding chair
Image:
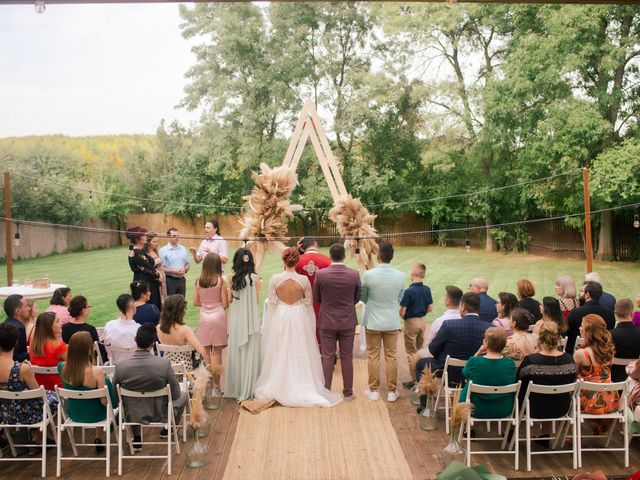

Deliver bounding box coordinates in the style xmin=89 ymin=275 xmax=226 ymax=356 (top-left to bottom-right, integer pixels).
xmin=171 ymin=363 xmax=191 ymax=442
xmin=434 ymin=356 xmax=467 ymax=435
xmin=560 ymin=337 xmax=569 ymax=352
xmin=0 ymin=386 xmax=56 ymax=478
xmin=103 ymin=344 xmax=137 ymax=366
xmin=96 ymin=327 xmax=105 ymax=341
xmin=576 ymin=380 xmax=629 ymax=468
xmin=116 ymin=384 xmax=181 ymax=476
xmin=99 ymin=365 xmax=116 ymax=379
xmin=156 ymin=343 xmax=196 ymax=370
xmin=518 ymin=382 xmax=578 ymax=471
xmin=573 ymin=336 xmax=584 ymax=352
xmin=55 ymin=385 xmax=118 ymax=477
xmin=612 ymin=357 xmax=634 ymax=367
xmin=464 ymin=381 xmax=521 ymax=470
xmin=31 ymin=365 xmax=60 ymax=383
xmin=94 ymin=341 xmax=105 ymax=366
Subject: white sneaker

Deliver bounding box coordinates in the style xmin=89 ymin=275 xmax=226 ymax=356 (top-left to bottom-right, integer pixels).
xmin=364 ymin=389 xmax=380 ymax=401
xmin=387 ymin=391 xmax=400 ymax=402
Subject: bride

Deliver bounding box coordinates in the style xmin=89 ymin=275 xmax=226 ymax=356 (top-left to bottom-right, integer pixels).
xmin=254 ymin=248 xmax=342 ymax=407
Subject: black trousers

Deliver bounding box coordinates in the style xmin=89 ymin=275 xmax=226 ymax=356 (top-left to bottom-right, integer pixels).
xmin=166 ymin=276 xmax=186 ymax=297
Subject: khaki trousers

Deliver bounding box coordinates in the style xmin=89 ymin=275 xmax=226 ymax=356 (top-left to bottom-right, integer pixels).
xmin=365 ymin=329 xmax=399 ymax=392
xmin=403 ymin=317 xmax=426 ymax=377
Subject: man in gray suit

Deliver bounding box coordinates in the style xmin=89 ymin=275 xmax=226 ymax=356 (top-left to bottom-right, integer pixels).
xmin=113 ymin=324 xmax=188 ymax=451
xmin=313 ymin=243 xmax=362 ymax=399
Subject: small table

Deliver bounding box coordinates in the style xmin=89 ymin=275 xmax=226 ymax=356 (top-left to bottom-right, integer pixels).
xmin=0 ymin=283 xmax=67 ymax=300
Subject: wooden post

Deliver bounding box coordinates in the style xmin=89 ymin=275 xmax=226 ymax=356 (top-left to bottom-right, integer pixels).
xmin=582 ymin=167 xmax=593 ymax=273
xmin=4 ymin=172 xmax=13 ymax=286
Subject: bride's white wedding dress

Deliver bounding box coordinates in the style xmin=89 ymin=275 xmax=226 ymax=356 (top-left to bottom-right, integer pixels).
xmin=254 ymin=270 xmax=342 ymax=407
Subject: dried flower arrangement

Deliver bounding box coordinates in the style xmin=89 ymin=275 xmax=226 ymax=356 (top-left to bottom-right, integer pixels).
xmin=417 ymin=363 xmax=441 ymax=397
xmin=449 ymin=388 xmax=473 ymax=435
xmin=188 ymin=365 xmax=212 ymax=431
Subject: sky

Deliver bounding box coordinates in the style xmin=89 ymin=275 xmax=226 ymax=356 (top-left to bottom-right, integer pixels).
xmin=0 ymin=3 xmax=200 ymax=138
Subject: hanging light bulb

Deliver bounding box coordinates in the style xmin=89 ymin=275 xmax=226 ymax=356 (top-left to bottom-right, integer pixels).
xmin=33 ymin=179 xmax=38 ymax=192
xmin=89 ymin=190 xmax=93 ymax=202
xmin=34 ymin=0 xmax=45 ymax=14
xmin=465 ymin=237 xmax=471 ymax=252
xmin=196 ymin=213 xmax=202 ymax=218
xmin=142 ymin=205 xmax=147 ymax=213
xmin=14 ymin=223 xmax=20 ymax=247
xmin=634 ymin=214 xmax=639 ymax=229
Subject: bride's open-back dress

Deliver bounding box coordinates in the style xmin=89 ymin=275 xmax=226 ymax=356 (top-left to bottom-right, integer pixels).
xmin=254 ymin=270 xmax=342 ymax=407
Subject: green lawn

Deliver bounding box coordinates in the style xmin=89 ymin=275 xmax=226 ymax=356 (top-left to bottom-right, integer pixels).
xmin=2 ymin=246 xmax=638 ymax=328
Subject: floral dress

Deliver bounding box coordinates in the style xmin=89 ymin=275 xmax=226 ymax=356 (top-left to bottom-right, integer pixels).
xmin=578 ymin=349 xmax=619 ymax=414
xmin=0 ymin=362 xmax=58 ymax=425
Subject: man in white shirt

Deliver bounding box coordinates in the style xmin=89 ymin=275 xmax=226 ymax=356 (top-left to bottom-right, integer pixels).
xmin=189 ymin=219 xmax=228 ymax=268
xmin=103 ymin=294 xmax=140 ymax=364
xmin=403 ymin=285 xmax=463 ymax=390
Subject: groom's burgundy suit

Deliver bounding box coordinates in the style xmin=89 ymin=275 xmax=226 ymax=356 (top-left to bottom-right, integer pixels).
xmin=313 ymin=263 xmax=362 ymax=397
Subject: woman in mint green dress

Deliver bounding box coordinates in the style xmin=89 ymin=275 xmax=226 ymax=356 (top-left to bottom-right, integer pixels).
xmin=224 ymin=248 xmax=262 ymax=401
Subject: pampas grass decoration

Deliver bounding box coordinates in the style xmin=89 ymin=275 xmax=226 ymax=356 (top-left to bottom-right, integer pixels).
xmin=449 ymin=388 xmax=473 ymax=434
xmin=189 ymin=365 xmax=212 ymax=429
xmin=238 ymin=163 xmax=302 ymax=270
xmin=417 ymin=364 xmax=441 ymax=397
xmin=329 ymin=195 xmax=379 ymax=270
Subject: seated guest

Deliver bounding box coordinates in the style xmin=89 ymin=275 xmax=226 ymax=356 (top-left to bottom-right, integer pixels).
xmin=574 ymin=314 xmax=619 ymax=423
xmin=416 ymin=292 xmax=489 ymax=410
xmin=46 ymin=287 xmax=73 ymax=327
xmin=516 ymin=279 xmax=542 ymax=323
xmin=113 ymin=324 xmax=189 ymax=450
xmin=131 ymin=280 xmax=160 ymax=327
xmin=566 ymin=281 xmax=616 ymax=354
xmin=62 ymin=295 xmax=107 ymax=363
xmin=469 ymin=277 xmax=497 ymax=323
xmin=610 ymin=299 xmax=640 ymax=382
xmin=517 ymin=322 xmax=578 ymax=419
xmin=0 ymin=324 xmax=58 ymax=429
xmin=502 ymin=308 xmax=538 ymax=361
xmin=29 ymin=312 xmax=67 ymax=390
xmin=103 ymin=294 xmax=140 ymax=364
xmin=492 ymin=292 xmax=518 ymax=336
xmin=584 ymin=272 xmax=616 ymax=312
xmin=460 ymin=327 xmax=516 ymax=419
xmin=532 ymin=297 xmax=567 ymax=335
xmin=24 ymin=298 xmax=38 ymax=344
xmin=555 ymin=275 xmax=578 ymax=318
xmin=58 ymin=332 xmax=117 ymax=452
xmin=3 ymin=294 xmax=30 ymax=362
xmin=633 ymin=292 xmax=640 ymax=327
xmin=156 ymin=295 xmax=208 ymax=370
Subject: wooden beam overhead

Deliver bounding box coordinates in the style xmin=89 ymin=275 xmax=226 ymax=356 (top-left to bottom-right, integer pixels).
xmin=1 ymin=0 xmax=639 ymax=5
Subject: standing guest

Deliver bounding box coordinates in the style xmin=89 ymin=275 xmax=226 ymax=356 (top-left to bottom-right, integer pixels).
xmin=584 ymin=272 xmax=616 ymax=312
xmin=224 ymin=248 xmax=262 ymax=401
xmin=295 ymin=237 xmax=332 ymax=348
xmin=419 ymin=286 xmax=463 ymax=355
xmin=492 ymin=292 xmax=518 ymax=336
xmin=145 ymin=232 xmax=167 ymax=304
xmin=2 ymin=294 xmax=30 ymax=362
xmin=24 ymin=298 xmax=38 ymax=344
xmin=460 ymin=327 xmax=516 ymax=419
xmin=362 ymin=242 xmax=405 ymax=403
xmin=469 ymin=277 xmax=497 ymax=323
xmin=502 ymin=308 xmax=538 ymax=361
xmin=46 ymin=287 xmax=73 ymax=327
xmin=113 ymin=324 xmax=189 ymax=451
xmin=63 ymin=295 xmax=107 ymax=364
xmin=566 ymin=281 xmax=616 ymax=354
xmin=194 ymin=253 xmax=229 ymax=386
xmin=516 ymin=279 xmax=542 ymax=323
xmin=399 ymin=263 xmax=433 ymax=368
xmin=131 ymin=280 xmax=160 ymax=327
xmin=157 ymin=295 xmax=208 ymax=370
xmin=517 ymin=322 xmax=578 ymax=420
xmin=58 ymin=332 xmax=117 ymax=452
xmin=103 ymin=294 xmax=140 ymax=364
xmin=313 ymin=244 xmax=361 ymax=400
xmin=0 ymin=324 xmax=58 ymax=433
xmin=555 ymin=275 xmax=579 ymax=318
xmin=532 ymin=297 xmax=567 ymax=335
xmin=574 ymin=314 xmax=619 ymax=431
xmin=29 ymin=312 xmax=67 ymax=391
xmin=126 ymin=226 xmax=161 ymax=310
xmin=610 ymin=299 xmax=640 ymax=382
xmin=159 ymin=227 xmax=190 ymax=297
xmin=190 ymin=219 xmax=229 ymax=269
xmin=632 ymin=292 xmax=640 ymax=327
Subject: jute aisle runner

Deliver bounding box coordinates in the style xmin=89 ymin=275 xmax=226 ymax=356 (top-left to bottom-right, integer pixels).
xmin=222 ymin=358 xmax=413 ymax=480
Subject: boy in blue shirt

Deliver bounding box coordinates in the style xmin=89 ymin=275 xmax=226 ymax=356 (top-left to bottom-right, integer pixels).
xmin=399 ymin=263 xmax=433 ymax=390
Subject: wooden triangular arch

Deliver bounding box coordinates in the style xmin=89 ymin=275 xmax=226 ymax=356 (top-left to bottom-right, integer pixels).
xmin=282 ymin=100 xmax=347 ymax=202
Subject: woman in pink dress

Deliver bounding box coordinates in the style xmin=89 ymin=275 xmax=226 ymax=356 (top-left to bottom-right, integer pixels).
xmin=194 ymin=253 xmax=229 ymax=387
xmin=46 ymin=287 xmax=73 ymax=326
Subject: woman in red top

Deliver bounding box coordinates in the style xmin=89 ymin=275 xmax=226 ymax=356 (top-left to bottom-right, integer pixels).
xmin=29 ymin=312 xmax=68 ymax=390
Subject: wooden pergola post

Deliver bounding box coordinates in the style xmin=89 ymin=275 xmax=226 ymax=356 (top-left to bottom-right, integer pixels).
xmin=4 ymin=171 xmax=13 ymax=286
xmin=583 ymin=167 xmax=593 ymax=273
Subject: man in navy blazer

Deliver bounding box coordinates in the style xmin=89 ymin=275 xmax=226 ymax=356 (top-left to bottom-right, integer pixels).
xmin=469 ymin=277 xmax=497 ymax=323
xmin=313 ymin=244 xmax=362 ymax=398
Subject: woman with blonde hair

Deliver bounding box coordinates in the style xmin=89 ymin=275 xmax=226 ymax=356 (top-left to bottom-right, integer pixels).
xmin=24 ymin=298 xmax=38 ymax=343
xmin=29 ymin=312 xmax=67 ymax=390
xmin=194 ymin=253 xmax=228 ymax=386
xmin=58 ymin=331 xmax=117 ymax=452
xmin=555 ymin=275 xmax=578 ymax=318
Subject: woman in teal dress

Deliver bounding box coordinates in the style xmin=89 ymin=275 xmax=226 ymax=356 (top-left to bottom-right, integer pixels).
xmin=58 ymin=331 xmax=117 ymax=452
xmin=224 ymin=248 xmax=262 ymax=402
xmin=460 ymin=327 xmax=517 ymax=419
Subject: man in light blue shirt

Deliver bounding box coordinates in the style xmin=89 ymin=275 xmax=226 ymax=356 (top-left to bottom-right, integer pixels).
xmin=361 ymin=242 xmax=405 ymax=402
xmin=159 ymin=227 xmax=190 ymax=297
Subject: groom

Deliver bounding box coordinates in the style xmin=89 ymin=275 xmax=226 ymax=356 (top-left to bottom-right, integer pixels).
xmin=313 ymin=244 xmax=362 ymax=399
